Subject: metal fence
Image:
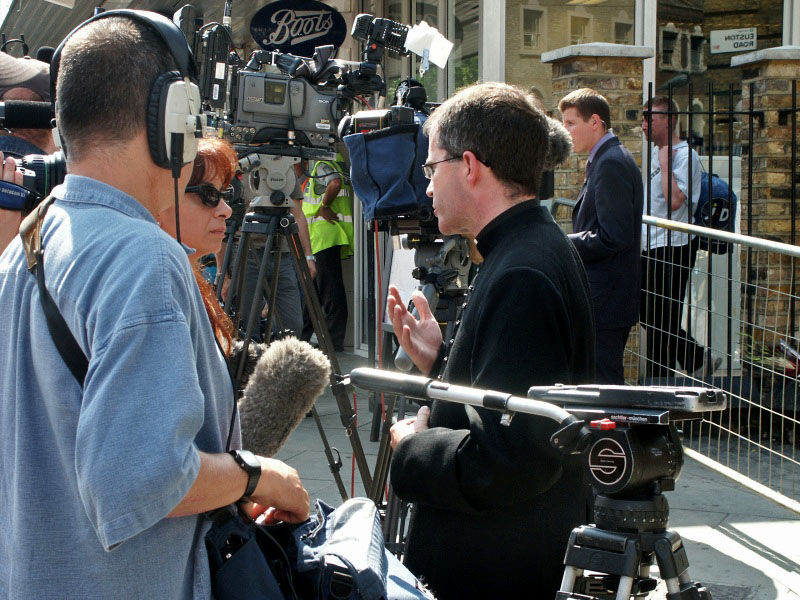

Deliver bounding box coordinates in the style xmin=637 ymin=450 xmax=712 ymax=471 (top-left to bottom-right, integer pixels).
xmin=633 ymin=216 xmax=800 ymax=508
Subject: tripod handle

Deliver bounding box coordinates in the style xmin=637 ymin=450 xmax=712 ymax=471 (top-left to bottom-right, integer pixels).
xmin=394 ymin=282 xmax=440 ymax=372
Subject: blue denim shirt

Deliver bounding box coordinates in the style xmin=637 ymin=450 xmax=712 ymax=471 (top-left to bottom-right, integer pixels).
xmin=0 ymin=175 xmax=236 ymax=599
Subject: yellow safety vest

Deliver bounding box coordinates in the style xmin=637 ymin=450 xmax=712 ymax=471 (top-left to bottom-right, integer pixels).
xmin=302 ymin=157 xmax=354 ymax=258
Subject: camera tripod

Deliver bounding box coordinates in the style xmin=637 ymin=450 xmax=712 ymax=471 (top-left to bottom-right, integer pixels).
xmin=368 ymin=231 xmax=471 ymax=552
xmin=218 ymin=204 xmax=372 ymax=501
xmin=557 ymin=492 xmax=711 ymax=600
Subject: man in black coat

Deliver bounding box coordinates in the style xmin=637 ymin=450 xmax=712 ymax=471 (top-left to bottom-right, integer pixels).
xmin=386 ymin=82 xmax=595 ymax=600
xmin=560 ymin=88 xmax=644 ymax=384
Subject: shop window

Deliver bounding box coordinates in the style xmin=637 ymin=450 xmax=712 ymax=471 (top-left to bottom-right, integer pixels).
xmin=521 ymin=7 xmax=544 ymax=52
xmin=614 ymin=22 xmax=633 ymax=45
xmin=570 ymin=15 xmax=591 ymax=45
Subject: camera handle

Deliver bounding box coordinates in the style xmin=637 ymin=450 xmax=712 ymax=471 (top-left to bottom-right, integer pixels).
xmin=394 ymin=235 xmax=471 ymax=371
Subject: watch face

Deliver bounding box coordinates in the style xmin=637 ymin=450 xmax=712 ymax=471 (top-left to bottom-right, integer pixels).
xmin=231 ymin=450 xmax=261 ymax=501
xmin=233 ymin=450 xmax=261 ymax=473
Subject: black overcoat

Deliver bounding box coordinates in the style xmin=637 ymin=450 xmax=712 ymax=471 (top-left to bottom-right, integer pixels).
xmin=391 ymin=201 xmax=596 ymax=599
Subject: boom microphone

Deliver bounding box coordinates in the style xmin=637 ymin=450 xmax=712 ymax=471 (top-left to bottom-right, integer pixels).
xmin=237 ymin=337 xmax=331 ymax=457
xmin=0 ymin=100 xmax=54 ymax=129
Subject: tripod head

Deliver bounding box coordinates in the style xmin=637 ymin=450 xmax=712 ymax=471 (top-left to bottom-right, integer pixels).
xmin=528 ymin=383 xmax=723 ymax=533
xmin=349 ymin=369 xmax=725 ymax=531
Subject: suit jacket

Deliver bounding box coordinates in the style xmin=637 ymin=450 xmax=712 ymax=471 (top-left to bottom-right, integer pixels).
xmin=569 ymin=136 xmax=643 ymax=329
xmin=391 ymin=202 xmax=595 ymax=600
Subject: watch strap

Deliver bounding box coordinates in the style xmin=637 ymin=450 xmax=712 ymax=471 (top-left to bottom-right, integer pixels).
xmin=229 ymin=449 xmax=261 ymax=502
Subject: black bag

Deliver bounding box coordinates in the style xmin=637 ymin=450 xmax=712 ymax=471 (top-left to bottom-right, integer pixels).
xmin=206 ymin=505 xmax=299 ymax=600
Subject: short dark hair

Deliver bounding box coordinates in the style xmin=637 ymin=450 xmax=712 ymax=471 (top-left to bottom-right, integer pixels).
xmin=423 ymin=82 xmax=549 ymax=197
xmin=56 ymin=16 xmax=178 ymax=161
xmin=643 ymin=95 xmax=679 ymax=130
xmin=558 ymin=88 xmax=611 ymax=130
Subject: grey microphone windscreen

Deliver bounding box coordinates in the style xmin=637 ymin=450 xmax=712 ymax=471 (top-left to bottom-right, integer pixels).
xmin=229 ymin=339 xmax=266 ymax=386
xmin=543 ymin=116 xmax=573 ymax=171
xmin=238 ymin=337 xmax=331 ymax=457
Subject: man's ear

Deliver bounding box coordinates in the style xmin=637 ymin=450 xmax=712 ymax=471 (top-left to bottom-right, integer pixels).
xmin=462 ymin=150 xmax=482 ymax=184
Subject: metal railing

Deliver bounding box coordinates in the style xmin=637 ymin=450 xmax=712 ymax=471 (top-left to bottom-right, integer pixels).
xmin=634 ymin=216 xmax=800 ymax=508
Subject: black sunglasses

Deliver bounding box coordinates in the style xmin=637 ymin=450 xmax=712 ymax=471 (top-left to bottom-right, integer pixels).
xmin=185 ymin=183 xmax=233 ymax=208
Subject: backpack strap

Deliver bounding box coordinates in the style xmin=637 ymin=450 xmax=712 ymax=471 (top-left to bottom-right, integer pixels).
xmin=19 ymin=196 xmax=89 ymax=386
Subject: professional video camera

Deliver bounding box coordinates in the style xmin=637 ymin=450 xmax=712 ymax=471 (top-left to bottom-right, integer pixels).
xmin=0 ymin=151 xmax=66 ymax=213
xmin=193 ymin=13 xmax=418 ymax=153
xmin=184 ymin=9 xmax=439 ymax=214
xmin=349 ymin=368 xmax=725 ymax=600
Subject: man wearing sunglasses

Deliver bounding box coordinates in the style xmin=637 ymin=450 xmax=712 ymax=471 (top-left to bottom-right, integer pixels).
xmin=385 ymin=82 xmax=595 ymax=600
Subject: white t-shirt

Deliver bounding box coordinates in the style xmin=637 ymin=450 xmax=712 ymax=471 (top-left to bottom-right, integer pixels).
xmin=642 ymin=140 xmax=702 ymax=249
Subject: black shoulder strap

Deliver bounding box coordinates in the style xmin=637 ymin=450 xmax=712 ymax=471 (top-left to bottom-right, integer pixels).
xmin=20 ymin=195 xmax=89 ymax=386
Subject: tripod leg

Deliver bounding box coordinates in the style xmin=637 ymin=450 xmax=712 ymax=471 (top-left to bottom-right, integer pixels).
xmin=216 ymin=219 xmax=240 ymax=303
xmin=283 ymin=217 xmax=374 ymax=493
xmin=370 ymin=331 xmax=396 ymax=442
xmin=308 ymin=404 xmax=349 ymax=502
xmin=261 ymin=248 xmax=282 ymax=342
xmin=240 ymin=225 xmax=280 ymax=345
xmin=615 ymin=576 xmax=635 ymax=600
xmin=369 ymin=393 xmax=397 ymax=504
xmin=383 ymin=486 xmax=405 ymax=555
xmin=558 ymin=566 xmax=582 ymax=596
xmin=224 ymin=227 xmax=249 ymax=326
xmin=652 ymin=532 xmax=712 ymax=599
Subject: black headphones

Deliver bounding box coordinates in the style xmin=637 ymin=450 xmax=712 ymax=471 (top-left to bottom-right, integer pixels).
xmin=49 ymin=9 xmax=202 ymax=171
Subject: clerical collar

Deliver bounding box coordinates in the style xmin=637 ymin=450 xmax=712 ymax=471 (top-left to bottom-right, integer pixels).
xmin=475 ymin=199 xmax=541 ymax=256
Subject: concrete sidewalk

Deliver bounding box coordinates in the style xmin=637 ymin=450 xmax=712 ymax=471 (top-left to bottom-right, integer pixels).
xmin=273 ymin=352 xmax=800 ymax=600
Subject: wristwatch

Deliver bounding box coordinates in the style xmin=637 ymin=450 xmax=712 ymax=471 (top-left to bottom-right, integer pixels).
xmin=229 ymin=449 xmax=261 ymax=502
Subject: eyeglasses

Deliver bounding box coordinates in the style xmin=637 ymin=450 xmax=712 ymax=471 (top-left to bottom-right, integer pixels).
xmin=421 ymin=156 xmax=461 ymax=179
xmin=185 ymin=183 xmax=233 ymax=208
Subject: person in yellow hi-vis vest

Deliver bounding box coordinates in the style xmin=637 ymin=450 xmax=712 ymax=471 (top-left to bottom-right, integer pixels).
xmin=301 ymin=154 xmax=354 ymax=351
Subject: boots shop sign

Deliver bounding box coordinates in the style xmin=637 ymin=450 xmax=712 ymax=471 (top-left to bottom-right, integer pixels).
xmin=250 ymin=0 xmax=348 ymax=57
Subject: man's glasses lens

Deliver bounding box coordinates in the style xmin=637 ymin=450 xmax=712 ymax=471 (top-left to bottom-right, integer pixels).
xmin=185 ymin=184 xmax=233 ymax=208
xmin=421 ymin=156 xmax=461 ymax=179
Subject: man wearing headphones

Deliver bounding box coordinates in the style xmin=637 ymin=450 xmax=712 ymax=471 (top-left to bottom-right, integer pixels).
xmin=0 ymin=12 xmax=308 ymax=599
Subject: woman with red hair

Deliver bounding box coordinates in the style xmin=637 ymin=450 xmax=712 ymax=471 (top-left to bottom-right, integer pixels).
xmin=159 ymin=137 xmax=236 ymax=353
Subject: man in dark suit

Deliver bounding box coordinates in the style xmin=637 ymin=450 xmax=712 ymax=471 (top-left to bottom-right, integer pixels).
xmin=560 ymin=88 xmax=643 ymax=384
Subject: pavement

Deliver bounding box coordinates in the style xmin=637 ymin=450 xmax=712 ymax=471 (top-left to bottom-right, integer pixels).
xmin=273 ymin=352 xmax=800 ymax=600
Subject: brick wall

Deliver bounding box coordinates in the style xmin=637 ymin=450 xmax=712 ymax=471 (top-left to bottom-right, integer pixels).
xmin=740 ymin=60 xmax=800 ymax=243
